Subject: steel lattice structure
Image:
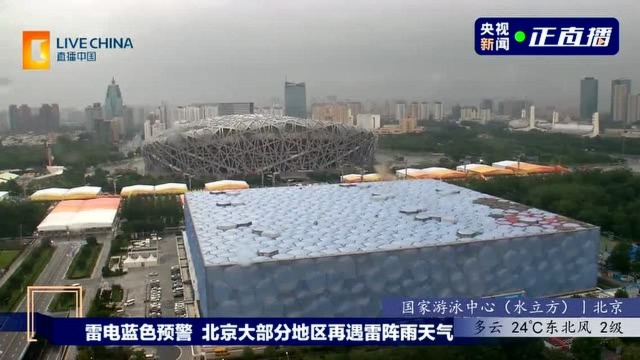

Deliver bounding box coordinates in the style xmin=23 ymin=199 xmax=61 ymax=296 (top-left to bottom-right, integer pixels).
xmin=142 ymin=114 xmax=377 ymax=178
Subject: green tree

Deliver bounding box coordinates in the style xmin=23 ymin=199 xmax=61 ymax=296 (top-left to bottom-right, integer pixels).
xmin=623 ymin=345 xmax=640 ymax=360
xmin=242 ymin=347 xmax=255 ymax=359
xmin=610 ymin=242 xmax=633 ymax=273
xmin=544 ymin=348 xmax=572 ymax=360
xmin=0 ymin=180 xmax=22 ymax=197
xmin=571 ymin=338 xmax=602 ymax=360
xmin=86 ymin=236 xmax=98 ymax=246
xmin=263 ymin=347 xmax=278 ymax=358
xmin=616 ymin=288 xmax=630 ymax=298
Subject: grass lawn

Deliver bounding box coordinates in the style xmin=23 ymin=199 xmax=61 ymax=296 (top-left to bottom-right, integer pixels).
xmin=87 ymin=284 xmax=124 ymax=317
xmin=111 ymin=284 xmax=124 ymax=303
xmin=48 ymin=291 xmax=84 ymax=312
xmin=67 ymin=244 xmax=103 ymax=279
xmin=0 ymin=249 xmax=21 ymax=269
xmin=0 ymin=244 xmax=54 ymax=312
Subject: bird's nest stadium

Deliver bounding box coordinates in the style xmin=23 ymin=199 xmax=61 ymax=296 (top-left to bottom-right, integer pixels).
xmin=142 ymin=114 xmax=377 ymax=178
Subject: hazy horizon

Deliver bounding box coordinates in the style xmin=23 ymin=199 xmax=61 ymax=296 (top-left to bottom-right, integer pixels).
xmin=1 ymin=0 xmax=639 ymax=112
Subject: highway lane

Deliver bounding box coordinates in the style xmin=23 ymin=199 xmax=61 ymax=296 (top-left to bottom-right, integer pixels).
xmin=0 ymin=242 xmax=76 ymax=360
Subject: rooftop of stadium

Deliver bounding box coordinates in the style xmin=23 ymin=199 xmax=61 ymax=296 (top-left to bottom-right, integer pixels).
xmin=153 ymin=114 xmax=373 ymax=139
xmin=185 ymin=180 xmax=594 ymax=267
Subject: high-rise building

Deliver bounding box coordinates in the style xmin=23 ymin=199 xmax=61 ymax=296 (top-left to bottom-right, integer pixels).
xmin=347 ymin=102 xmax=362 ymax=121
xmin=529 ymin=106 xmax=536 ymax=129
xmin=201 ymin=105 xmax=218 ymax=118
xmin=104 ymin=78 xmax=124 ymax=120
xmin=409 ymin=102 xmax=420 ymax=120
xmin=94 ymin=118 xmax=110 ymax=144
xmin=256 ymin=105 xmax=284 ymax=118
xmin=399 ymin=117 xmax=417 ymax=132
xmin=478 ymin=108 xmax=492 ymax=124
xmin=0 ymin=111 xmax=8 ymax=132
xmin=432 ymin=102 xmax=444 ymax=121
xmin=123 ymin=106 xmax=135 ymax=137
xmin=355 ymin=114 xmax=381 ymax=130
xmin=7 ymin=104 xmax=59 ymax=133
xmin=151 ymin=119 xmax=166 ymax=137
xmin=460 ymin=107 xmax=478 ymax=121
xmin=12 ymin=105 xmax=32 ymax=132
xmin=144 ymin=120 xmax=153 ymax=141
xmin=132 ymin=107 xmax=145 ymax=128
xmin=108 ymin=117 xmax=124 ymax=143
xmin=627 ymin=94 xmax=640 ymax=124
xmin=497 ymin=99 xmax=531 ymax=119
xmin=216 ymin=102 xmax=254 ymax=116
xmin=452 ymin=104 xmax=462 ymax=120
xmin=8 ymin=105 xmax=19 ymax=130
xmin=580 ymin=77 xmax=599 ymax=120
xmin=85 ymin=103 xmax=104 ymax=132
xmin=395 ymin=102 xmax=406 ymax=121
xmin=311 ymin=103 xmax=351 ymax=124
xmin=37 ymin=104 xmax=60 ymax=132
xmin=419 ymin=102 xmax=430 ymax=121
xmin=611 ymin=79 xmax=631 ymax=122
xmin=284 ymin=82 xmax=307 ymax=118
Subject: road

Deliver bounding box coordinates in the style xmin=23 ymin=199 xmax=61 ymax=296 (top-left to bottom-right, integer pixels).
xmin=0 ymin=242 xmax=77 ymax=360
xmin=51 ymin=235 xmax=111 ymax=360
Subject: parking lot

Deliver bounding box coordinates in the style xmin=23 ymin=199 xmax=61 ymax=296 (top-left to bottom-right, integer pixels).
xmin=116 ymin=233 xmax=185 ymax=318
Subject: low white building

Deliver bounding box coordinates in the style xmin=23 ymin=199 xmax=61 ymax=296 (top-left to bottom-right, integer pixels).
xmin=355 ymin=114 xmax=381 ymax=130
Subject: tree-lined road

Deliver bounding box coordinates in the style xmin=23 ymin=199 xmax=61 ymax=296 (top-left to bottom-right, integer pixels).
xmin=0 ymin=243 xmax=76 ymax=360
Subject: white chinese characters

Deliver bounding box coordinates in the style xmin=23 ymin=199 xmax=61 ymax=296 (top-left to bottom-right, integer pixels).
xmin=529 ymin=27 xmax=613 ymax=47
xmin=85 ymin=323 xmax=193 ymax=342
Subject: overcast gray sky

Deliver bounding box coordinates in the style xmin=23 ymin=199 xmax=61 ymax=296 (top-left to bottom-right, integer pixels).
xmin=0 ymin=0 xmax=638 ymax=111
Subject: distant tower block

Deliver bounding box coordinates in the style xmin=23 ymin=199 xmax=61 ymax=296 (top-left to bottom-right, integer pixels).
xmin=552 ymin=111 xmax=559 ymax=125
xmin=591 ymin=112 xmax=600 ymax=137
xmin=529 ymin=105 xmax=536 ymax=129
xmin=521 ymin=109 xmax=527 ymax=119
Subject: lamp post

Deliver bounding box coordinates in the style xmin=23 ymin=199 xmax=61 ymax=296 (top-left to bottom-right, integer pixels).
xmin=108 ymin=175 xmax=121 ymax=195
xmin=185 ymin=174 xmax=193 ymax=191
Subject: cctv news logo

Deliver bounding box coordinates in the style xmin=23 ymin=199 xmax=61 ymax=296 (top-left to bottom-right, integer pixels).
xmin=23 ymin=31 xmax=50 ymax=70
xmin=474 ymin=17 xmax=620 ymax=56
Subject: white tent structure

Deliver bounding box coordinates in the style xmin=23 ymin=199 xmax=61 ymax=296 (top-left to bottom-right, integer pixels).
xmin=123 ymin=254 xmax=157 ymax=267
xmin=65 ymin=186 xmax=102 ymax=200
xmin=205 ymin=180 xmax=249 ymax=191
xmin=37 ymin=198 xmax=121 ymax=234
xmin=154 ymin=183 xmax=188 ymax=194
xmin=29 ymin=187 xmax=102 ymax=201
xmin=120 ymin=183 xmax=189 ymax=196
xmin=120 ymin=185 xmax=156 ymax=197
xmin=30 ymin=188 xmax=69 ymax=201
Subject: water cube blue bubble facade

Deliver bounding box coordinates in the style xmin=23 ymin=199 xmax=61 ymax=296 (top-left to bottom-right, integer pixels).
xmin=183 ymin=180 xmax=600 ymax=317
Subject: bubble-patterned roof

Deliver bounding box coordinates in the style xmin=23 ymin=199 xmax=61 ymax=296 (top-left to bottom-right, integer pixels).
xmin=185 ymin=180 xmax=594 ymax=266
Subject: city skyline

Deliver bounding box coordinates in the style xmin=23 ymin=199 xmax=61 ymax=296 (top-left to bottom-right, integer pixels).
xmin=1 ymin=0 xmax=639 ymax=111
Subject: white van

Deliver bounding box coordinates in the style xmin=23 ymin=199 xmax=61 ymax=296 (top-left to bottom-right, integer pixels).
xmin=71 ymin=283 xmax=81 ymax=287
